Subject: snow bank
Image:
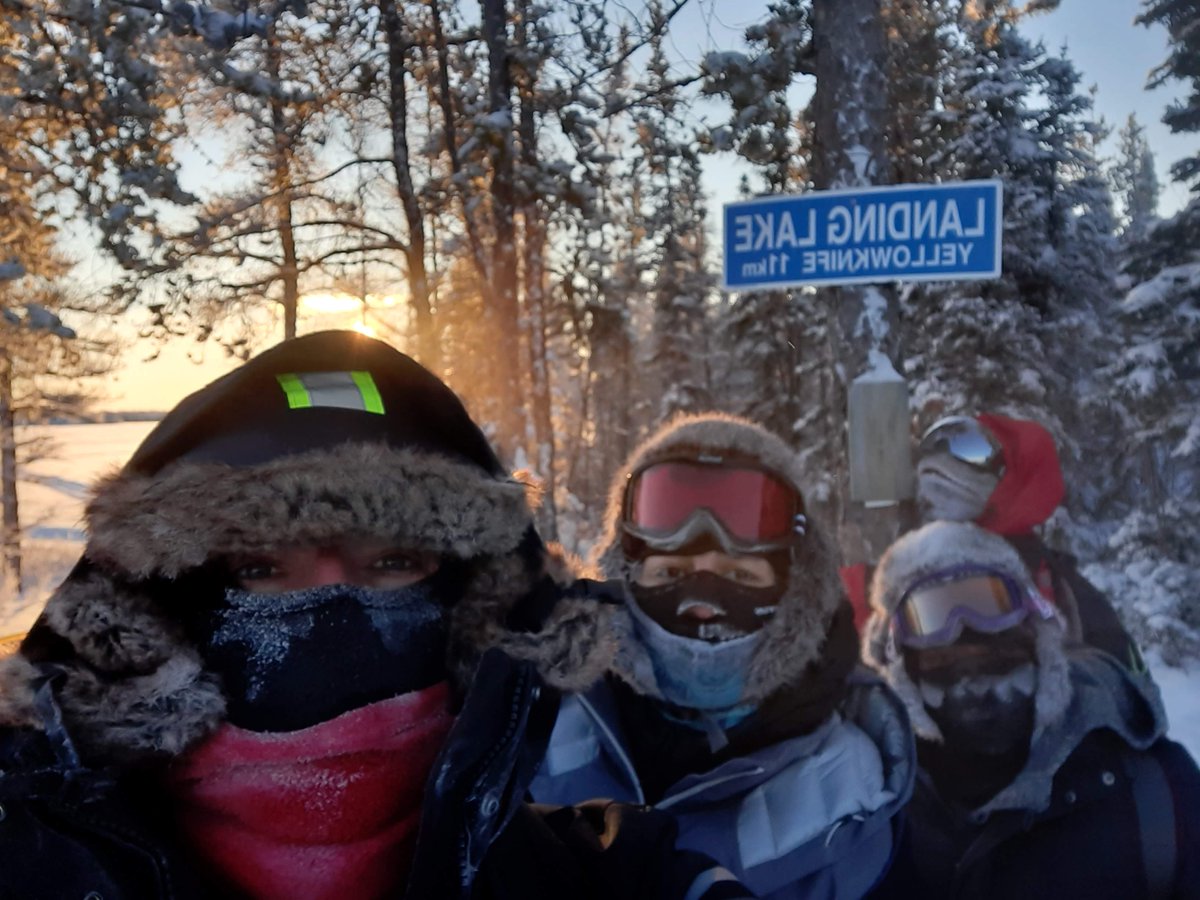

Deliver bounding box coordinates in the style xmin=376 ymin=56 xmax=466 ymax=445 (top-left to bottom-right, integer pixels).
xmin=1148 ymin=651 xmax=1200 ymax=761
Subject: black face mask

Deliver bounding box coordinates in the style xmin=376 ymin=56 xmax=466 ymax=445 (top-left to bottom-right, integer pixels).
xmin=631 ymin=570 xmax=783 ymax=642
xmin=197 ymin=582 xmax=450 ymax=732
xmin=907 ymin=629 xmax=1038 ymax=758
xmin=928 ymin=680 xmax=1036 ymax=757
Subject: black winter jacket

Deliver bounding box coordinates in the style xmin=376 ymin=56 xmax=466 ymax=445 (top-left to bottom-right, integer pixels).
xmin=873 ymin=652 xmax=1200 ymax=900
xmin=877 ymin=732 xmax=1200 ymax=899
xmin=0 ymin=651 xmax=745 ymax=900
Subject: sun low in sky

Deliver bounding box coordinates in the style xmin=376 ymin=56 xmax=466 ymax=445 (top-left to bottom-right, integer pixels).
xmin=104 ymin=292 xmax=405 ymax=412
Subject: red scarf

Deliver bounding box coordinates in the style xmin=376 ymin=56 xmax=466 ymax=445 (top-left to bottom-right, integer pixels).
xmin=167 ymin=682 xmax=455 ymax=900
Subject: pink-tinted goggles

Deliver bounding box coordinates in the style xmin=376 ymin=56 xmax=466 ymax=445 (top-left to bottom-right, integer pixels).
xmin=623 ymin=460 xmax=804 ymax=552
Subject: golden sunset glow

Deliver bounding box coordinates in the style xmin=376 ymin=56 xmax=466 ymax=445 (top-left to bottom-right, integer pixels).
xmin=300 ymin=292 xmax=363 ymax=314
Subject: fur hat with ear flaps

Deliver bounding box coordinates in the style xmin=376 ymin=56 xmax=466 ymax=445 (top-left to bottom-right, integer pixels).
xmin=594 ymin=412 xmax=854 ymax=707
xmin=0 ymin=331 xmax=611 ymax=765
xmin=862 ymin=521 xmax=1075 ymax=743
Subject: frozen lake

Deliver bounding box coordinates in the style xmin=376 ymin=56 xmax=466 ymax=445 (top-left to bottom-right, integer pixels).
xmin=16 ymin=421 xmax=158 ymax=543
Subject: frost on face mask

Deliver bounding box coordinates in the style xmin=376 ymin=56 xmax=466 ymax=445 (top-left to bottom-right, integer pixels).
xmin=919 ymin=663 xmax=1037 ymax=709
xmin=200 ymin=582 xmax=449 ymax=731
xmin=922 ymin=663 xmax=1038 ymax=756
xmin=631 ymin=571 xmax=781 ymax=642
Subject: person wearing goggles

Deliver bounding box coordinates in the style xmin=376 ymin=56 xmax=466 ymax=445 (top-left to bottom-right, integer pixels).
xmin=863 ymin=521 xmax=1200 ymax=900
xmin=531 ymin=413 xmax=915 ymax=899
xmin=912 ymin=412 xmax=1142 ymax=670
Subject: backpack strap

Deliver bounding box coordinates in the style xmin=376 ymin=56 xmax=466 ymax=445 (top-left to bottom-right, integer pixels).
xmin=1123 ymin=749 xmax=1177 ymax=899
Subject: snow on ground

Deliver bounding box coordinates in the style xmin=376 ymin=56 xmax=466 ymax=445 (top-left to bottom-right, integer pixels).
xmin=1147 ymin=651 xmax=1200 ymax=760
xmin=1 ymin=421 xmax=156 ymax=632
xmin=3 ymin=422 xmax=1199 ymax=762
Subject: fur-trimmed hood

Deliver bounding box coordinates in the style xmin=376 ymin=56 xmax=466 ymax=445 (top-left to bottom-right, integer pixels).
xmin=593 ymin=412 xmax=849 ymax=706
xmin=862 ymin=521 xmax=1074 ymax=743
xmin=0 ymin=332 xmax=612 ymax=765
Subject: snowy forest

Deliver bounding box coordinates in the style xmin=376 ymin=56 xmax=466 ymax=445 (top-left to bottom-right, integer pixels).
xmin=1 ymin=0 xmax=1198 ymax=665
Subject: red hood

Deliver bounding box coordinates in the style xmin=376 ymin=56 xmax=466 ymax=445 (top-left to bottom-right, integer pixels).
xmin=974 ymin=413 xmax=1064 ymax=535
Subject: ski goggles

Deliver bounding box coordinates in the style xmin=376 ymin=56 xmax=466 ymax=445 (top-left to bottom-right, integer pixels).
xmin=622 ymin=458 xmax=806 ymax=554
xmin=892 ymin=565 xmax=1056 ymax=650
xmin=918 ymin=416 xmax=1004 ymax=474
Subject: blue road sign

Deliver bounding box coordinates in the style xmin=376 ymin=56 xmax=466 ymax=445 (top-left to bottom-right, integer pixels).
xmin=723 ymin=180 xmax=1003 ymax=291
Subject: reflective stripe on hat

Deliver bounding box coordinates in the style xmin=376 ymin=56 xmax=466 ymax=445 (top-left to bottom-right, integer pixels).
xmin=275 ymin=371 xmax=386 ymax=414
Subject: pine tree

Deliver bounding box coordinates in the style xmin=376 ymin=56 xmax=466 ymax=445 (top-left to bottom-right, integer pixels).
xmin=700 ymin=0 xmax=818 ymax=457
xmin=1096 ymin=0 xmax=1200 ymax=662
xmin=1112 ymin=114 xmax=1161 ymax=243
xmin=1139 ymin=0 xmax=1200 ymax=188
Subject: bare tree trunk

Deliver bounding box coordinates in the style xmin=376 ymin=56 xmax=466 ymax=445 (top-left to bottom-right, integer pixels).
xmin=515 ymin=0 xmax=556 ymax=539
xmin=379 ymin=0 xmax=438 ymax=370
xmin=480 ymin=0 xmax=524 ymax=447
xmin=429 ymin=0 xmax=491 ymax=292
xmin=265 ymin=28 xmax=301 ymax=341
xmin=0 ymin=349 xmax=20 ymax=593
xmin=812 ymin=0 xmax=902 ymax=565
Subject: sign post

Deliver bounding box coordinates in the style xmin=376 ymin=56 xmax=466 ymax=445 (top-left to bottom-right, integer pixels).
xmin=723 ymin=180 xmax=1002 ymax=291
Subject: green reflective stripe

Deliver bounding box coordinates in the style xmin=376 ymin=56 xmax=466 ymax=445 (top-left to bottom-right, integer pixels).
xmin=276 ymin=373 xmax=312 ymax=409
xmin=275 ymin=370 xmax=385 ymax=415
xmin=350 ymin=371 xmax=385 ymax=414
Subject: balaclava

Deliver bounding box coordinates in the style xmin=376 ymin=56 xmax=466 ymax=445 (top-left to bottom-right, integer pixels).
xmin=595 ymin=414 xmax=856 ymax=731
xmin=862 ymin=521 xmax=1075 ymax=748
xmin=0 ymin=331 xmax=611 ymax=765
xmin=916 ymin=452 xmax=1001 ymax=523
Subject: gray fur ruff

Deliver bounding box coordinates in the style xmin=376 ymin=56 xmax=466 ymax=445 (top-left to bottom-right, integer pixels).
xmin=594 ymin=413 xmax=845 ymax=705
xmin=0 ymin=445 xmax=613 ymax=764
xmin=861 ymin=520 xmax=1074 ymax=742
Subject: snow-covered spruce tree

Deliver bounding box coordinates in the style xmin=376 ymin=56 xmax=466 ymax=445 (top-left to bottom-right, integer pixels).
xmin=900 ymin=13 xmax=1112 ymax=436
xmin=1026 ymin=48 xmax=1124 ymax=513
xmin=1091 ymin=0 xmax=1200 ymax=663
xmin=1111 ymin=114 xmax=1161 ymax=245
xmin=883 ymin=0 xmax=957 ymax=186
xmin=550 ymin=13 xmax=641 ymax=525
xmin=700 ymin=0 xmax=825 ymax=478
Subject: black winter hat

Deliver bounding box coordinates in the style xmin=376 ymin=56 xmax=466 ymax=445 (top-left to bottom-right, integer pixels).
xmin=82 ymin=331 xmax=531 ymax=580
xmin=127 ymin=330 xmax=504 ymax=476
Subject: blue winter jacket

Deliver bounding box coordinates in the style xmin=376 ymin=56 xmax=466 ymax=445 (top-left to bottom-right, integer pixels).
xmin=530 ymin=671 xmax=915 ymax=899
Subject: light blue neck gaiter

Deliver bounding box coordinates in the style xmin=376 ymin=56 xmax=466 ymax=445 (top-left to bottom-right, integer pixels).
xmin=624 ymin=594 xmax=763 ymax=732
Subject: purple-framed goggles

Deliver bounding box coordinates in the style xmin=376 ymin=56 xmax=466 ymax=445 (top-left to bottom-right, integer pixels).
xmin=892 ymin=564 xmax=1056 ymax=650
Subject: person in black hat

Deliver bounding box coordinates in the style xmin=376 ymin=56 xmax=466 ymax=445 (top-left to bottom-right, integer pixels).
xmin=0 ymin=331 xmax=748 ymax=900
